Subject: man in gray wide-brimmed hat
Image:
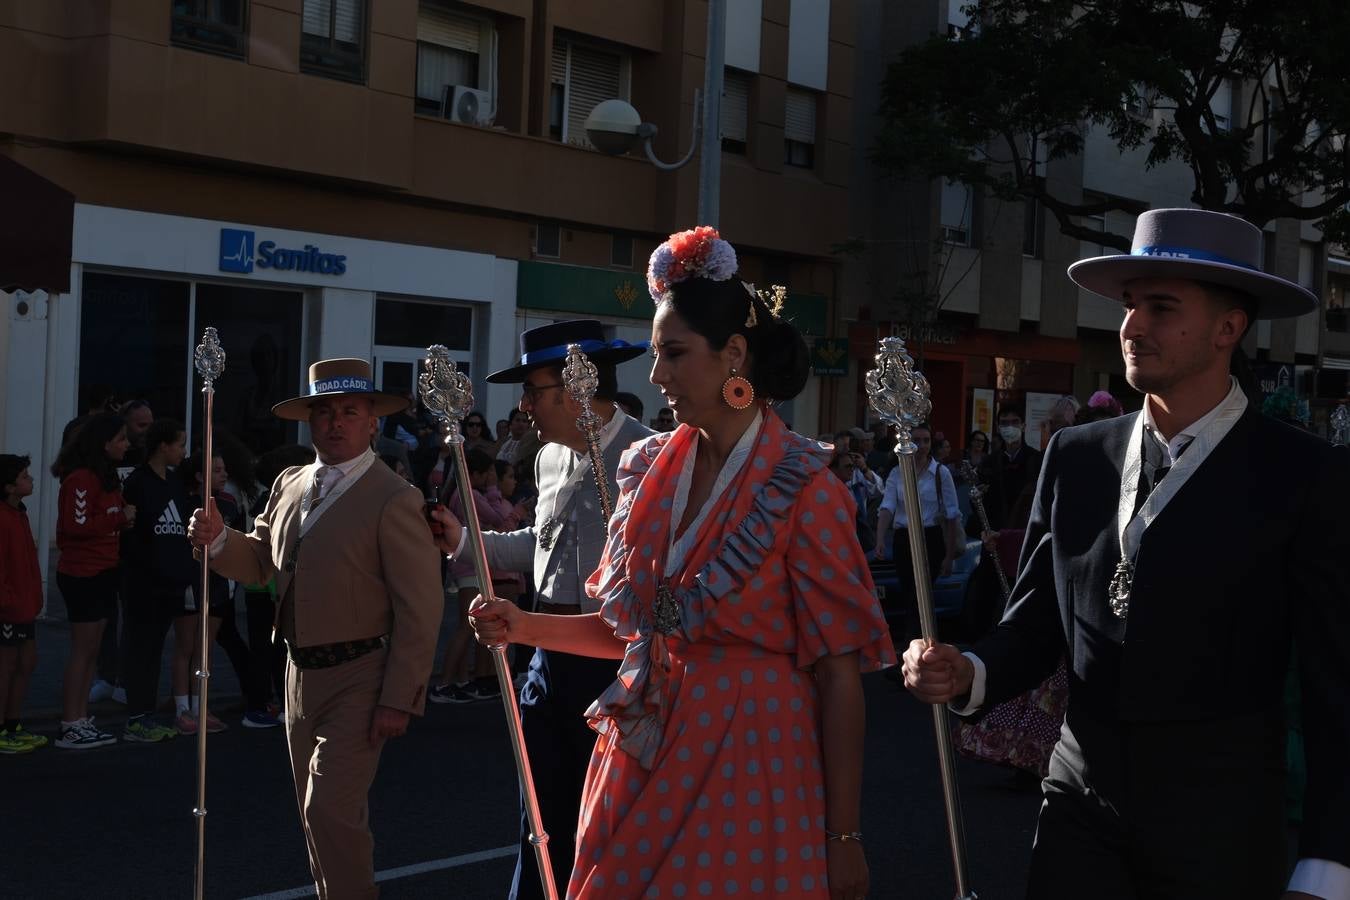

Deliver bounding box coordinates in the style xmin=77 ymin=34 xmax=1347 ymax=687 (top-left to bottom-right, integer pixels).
xmin=904 ymin=209 xmax=1350 ymax=898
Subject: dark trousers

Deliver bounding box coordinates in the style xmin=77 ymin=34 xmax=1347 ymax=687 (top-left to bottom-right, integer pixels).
xmin=243 ymin=588 xmax=285 ymax=703
xmin=95 ymin=589 xmax=123 ymax=684
xmin=1026 ymin=708 xmax=1288 ymax=899
xmin=891 ymin=524 xmax=945 ymax=643
xmin=215 ymin=591 xmax=273 ymax=711
xmin=509 ymin=647 xmax=620 ymax=900
xmin=122 ymin=589 xmax=180 ymax=717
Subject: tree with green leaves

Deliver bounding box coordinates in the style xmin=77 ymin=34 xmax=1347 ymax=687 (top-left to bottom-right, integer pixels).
xmin=875 ymin=0 xmax=1350 ymax=251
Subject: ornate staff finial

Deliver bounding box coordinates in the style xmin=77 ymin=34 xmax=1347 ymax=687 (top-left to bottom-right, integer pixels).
xmin=562 ymin=343 xmax=615 ymax=520
xmin=420 ymin=344 xmax=473 ymax=446
xmin=563 ymin=343 xmax=603 ymax=436
xmin=864 ymin=336 xmax=931 ymax=455
xmin=1332 ymin=402 xmax=1350 ymax=446
xmin=194 ymin=327 xmax=226 ymax=390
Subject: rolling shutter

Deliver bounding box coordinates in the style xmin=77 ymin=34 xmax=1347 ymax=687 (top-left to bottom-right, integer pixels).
xmin=721 ymin=68 xmax=751 ymax=143
xmin=784 ymin=88 xmax=816 ymax=144
xmin=418 ymin=7 xmax=480 ymax=51
xmin=564 ymin=43 xmax=622 ymax=147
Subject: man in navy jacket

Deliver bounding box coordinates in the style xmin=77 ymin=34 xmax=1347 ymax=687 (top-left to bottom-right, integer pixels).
xmin=904 ymin=209 xmax=1350 ymax=899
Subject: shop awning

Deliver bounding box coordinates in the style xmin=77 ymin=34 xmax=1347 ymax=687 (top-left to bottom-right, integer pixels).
xmin=0 ymin=154 xmax=74 ymax=294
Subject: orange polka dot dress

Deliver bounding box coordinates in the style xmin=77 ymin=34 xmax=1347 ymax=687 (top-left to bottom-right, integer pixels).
xmin=572 ymin=411 xmax=896 ymax=898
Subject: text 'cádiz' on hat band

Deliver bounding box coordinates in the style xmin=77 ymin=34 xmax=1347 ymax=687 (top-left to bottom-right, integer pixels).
xmin=272 ymin=358 xmax=409 ymax=421
xmin=1066 ymin=208 xmax=1317 ymax=320
xmin=487 ymin=318 xmax=648 ymax=383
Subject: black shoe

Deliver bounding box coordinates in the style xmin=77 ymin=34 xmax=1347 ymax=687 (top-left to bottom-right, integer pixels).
xmin=467 ymin=678 xmax=500 ymax=701
xmin=428 ymin=683 xmax=476 ymax=704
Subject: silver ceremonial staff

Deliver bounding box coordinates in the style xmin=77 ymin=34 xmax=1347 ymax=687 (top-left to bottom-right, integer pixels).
xmin=866 ymin=336 xmax=976 ymax=900
xmin=562 ymin=343 xmax=614 ymax=519
xmin=192 ymin=326 xmax=225 ymax=900
xmin=419 ymin=346 xmax=559 ymax=900
xmin=959 ymin=460 xmax=1010 ymax=601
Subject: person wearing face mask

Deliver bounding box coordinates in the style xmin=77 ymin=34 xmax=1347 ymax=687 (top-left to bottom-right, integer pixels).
xmin=973 ymin=403 xmax=1043 ymax=536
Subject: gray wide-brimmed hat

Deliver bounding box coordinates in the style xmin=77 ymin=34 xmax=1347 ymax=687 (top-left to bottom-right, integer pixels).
xmin=1067 ymin=208 xmax=1317 ymax=320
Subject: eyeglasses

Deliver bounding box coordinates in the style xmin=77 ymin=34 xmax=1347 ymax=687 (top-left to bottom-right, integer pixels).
xmin=521 ymin=382 xmax=565 ymax=404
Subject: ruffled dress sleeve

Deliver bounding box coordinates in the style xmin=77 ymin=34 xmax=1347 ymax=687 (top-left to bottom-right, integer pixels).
xmin=786 ymin=467 xmax=897 ymax=672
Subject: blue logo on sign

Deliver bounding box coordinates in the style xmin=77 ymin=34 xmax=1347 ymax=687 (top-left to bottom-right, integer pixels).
xmin=219 ymin=229 xmax=255 ymax=273
xmin=217 ymin=228 xmax=347 ymax=276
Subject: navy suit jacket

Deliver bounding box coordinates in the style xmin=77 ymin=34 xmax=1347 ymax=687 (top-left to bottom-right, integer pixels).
xmin=974 ymin=406 xmax=1350 ymax=866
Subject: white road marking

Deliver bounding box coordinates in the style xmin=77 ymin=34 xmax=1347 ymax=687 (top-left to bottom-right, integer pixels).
xmin=238 ymin=845 xmax=518 ymax=899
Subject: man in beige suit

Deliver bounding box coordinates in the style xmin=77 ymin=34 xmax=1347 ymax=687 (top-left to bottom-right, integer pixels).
xmin=188 ymin=359 xmax=442 ymax=900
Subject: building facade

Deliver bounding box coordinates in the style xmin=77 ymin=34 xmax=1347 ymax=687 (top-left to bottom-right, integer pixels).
xmin=845 ymin=0 xmax=1341 ymax=450
xmin=0 ymin=0 xmax=857 ymax=586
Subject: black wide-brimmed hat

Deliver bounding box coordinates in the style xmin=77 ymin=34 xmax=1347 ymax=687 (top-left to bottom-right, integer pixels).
xmin=272 ymin=358 xmax=408 ymax=421
xmin=487 ymin=319 xmax=648 ymax=384
xmin=1067 ymin=208 xmax=1317 ymax=320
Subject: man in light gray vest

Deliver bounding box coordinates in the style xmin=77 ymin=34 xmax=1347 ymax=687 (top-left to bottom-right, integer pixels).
xmin=433 ymin=319 xmax=652 ymax=899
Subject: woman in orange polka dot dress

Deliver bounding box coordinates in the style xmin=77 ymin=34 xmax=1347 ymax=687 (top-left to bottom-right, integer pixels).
xmin=469 ymin=228 xmax=895 ymax=899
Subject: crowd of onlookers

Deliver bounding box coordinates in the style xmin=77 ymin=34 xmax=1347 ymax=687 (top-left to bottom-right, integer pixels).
xmin=820 ymin=390 xmax=1130 ymax=642
xmin=0 ymin=384 xmax=691 ymax=755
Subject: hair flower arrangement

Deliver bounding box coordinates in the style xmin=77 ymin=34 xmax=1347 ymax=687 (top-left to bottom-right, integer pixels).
xmin=647 ymin=225 xmax=738 ymax=301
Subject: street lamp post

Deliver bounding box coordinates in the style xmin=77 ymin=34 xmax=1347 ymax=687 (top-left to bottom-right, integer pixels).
xmin=584 ymin=0 xmax=727 ymax=226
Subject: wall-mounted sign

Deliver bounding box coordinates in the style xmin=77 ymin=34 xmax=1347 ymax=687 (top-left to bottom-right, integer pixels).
xmin=218 ymin=228 xmax=347 ymax=276
xmin=811 ymin=338 xmax=849 ymax=377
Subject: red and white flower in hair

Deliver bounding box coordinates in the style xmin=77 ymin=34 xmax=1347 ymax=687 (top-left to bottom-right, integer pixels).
xmin=646 ymin=225 xmax=739 ymax=301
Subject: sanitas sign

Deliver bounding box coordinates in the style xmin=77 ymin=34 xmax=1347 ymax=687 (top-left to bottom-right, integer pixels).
xmin=219 ymin=228 xmax=347 ymax=276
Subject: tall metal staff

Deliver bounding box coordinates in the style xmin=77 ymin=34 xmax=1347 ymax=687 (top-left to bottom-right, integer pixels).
xmin=419 ymin=345 xmax=558 ymax=900
xmin=866 ymin=336 xmax=976 ymax=900
xmin=562 ymin=343 xmax=614 ymax=519
xmin=959 ymin=460 xmax=1010 ymax=601
xmin=192 ymin=326 xmax=225 ymax=900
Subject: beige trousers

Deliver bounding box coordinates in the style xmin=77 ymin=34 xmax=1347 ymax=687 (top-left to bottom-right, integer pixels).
xmin=285 ymin=647 xmax=388 ymax=900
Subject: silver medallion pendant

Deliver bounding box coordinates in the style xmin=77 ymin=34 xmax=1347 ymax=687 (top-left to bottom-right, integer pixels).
xmin=1108 ymin=559 xmax=1134 ymax=619
xmin=538 ymin=516 xmax=559 ymax=552
xmin=653 ymin=582 xmax=680 ymax=635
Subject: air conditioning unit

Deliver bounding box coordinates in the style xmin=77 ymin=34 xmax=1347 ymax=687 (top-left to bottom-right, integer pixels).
xmin=443 ymin=85 xmax=492 ymax=126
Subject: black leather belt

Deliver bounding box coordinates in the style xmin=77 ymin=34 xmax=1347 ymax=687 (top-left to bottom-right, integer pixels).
xmin=287 ymin=635 xmax=388 ymax=670
xmin=537 ymin=601 xmax=583 ymax=616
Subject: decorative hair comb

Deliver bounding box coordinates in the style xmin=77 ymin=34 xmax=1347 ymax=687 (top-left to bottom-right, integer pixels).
xmin=746 ymin=283 xmax=787 ymax=328
xmin=646 ymin=225 xmax=738 ymax=301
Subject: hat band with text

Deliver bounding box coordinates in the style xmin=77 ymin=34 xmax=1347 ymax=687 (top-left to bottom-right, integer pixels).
xmin=309 ymin=376 xmax=373 ymax=395
xmin=1131 ymin=245 xmax=1257 ymax=271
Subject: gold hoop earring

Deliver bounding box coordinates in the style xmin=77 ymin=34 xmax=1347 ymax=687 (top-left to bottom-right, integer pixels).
xmin=721 ymin=368 xmax=755 ymax=410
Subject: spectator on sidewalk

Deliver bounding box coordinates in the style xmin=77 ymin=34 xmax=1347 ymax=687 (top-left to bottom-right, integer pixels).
xmin=0 ymin=454 xmax=46 ymax=753
xmin=51 ymin=413 xmax=134 ymax=749
xmin=496 ymin=409 xmax=530 ymax=464
xmin=430 ymin=448 xmax=526 ymax=703
xmin=117 ymin=420 xmax=191 ymax=744
xmin=613 ymin=391 xmax=644 ymax=424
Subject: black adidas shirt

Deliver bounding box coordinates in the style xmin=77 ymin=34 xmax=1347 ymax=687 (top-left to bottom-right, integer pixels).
xmin=121 ymin=465 xmax=196 ymax=593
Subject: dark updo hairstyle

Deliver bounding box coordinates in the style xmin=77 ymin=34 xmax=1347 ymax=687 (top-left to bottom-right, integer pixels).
xmin=660 ymin=278 xmax=811 ymax=402
xmin=51 ymin=412 xmax=125 ymax=489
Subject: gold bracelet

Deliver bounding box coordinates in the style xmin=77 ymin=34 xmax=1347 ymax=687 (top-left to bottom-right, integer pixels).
xmin=825 ymin=830 xmax=864 ymax=844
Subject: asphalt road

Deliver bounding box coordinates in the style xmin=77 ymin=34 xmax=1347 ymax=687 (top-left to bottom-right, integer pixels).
xmin=3 ymin=673 xmax=1042 ymax=899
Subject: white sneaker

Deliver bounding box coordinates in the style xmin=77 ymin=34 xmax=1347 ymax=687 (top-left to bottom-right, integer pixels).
xmin=111 ymin=686 xmax=127 ymax=704
xmin=88 ymin=680 xmax=114 ymax=703
xmin=55 ymin=717 xmax=116 ymax=750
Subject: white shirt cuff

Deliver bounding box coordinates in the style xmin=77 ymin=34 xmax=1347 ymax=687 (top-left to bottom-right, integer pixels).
xmin=948 ymin=651 xmax=987 ymax=716
xmin=208 ymin=528 xmax=227 ymax=556
xmin=1288 ymin=858 xmax=1350 ymax=898
xmin=448 ymin=529 xmax=467 ymax=561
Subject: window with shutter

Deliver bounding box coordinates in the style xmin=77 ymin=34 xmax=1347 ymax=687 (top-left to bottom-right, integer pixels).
xmin=940 ymin=180 xmax=972 ymax=246
xmin=721 ymin=68 xmax=751 ymax=154
xmin=171 ymin=0 xmax=248 ymax=58
xmin=784 ymin=87 xmax=816 ymax=168
xmin=300 ymin=0 xmax=367 ymax=83
xmin=549 ymin=37 xmax=628 ymax=147
xmin=416 ymin=5 xmax=493 ymax=116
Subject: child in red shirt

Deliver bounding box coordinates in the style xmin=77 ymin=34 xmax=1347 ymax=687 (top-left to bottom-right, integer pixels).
xmin=50 ymin=413 xmax=133 ymax=749
xmin=0 ymin=454 xmax=45 ymax=753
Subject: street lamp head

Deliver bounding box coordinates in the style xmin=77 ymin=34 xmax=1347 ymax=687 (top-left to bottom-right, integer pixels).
xmin=585 ymin=99 xmax=643 ymax=155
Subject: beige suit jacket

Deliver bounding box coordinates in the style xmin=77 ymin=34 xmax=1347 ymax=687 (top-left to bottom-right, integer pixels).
xmin=209 ymin=459 xmax=442 ymax=715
